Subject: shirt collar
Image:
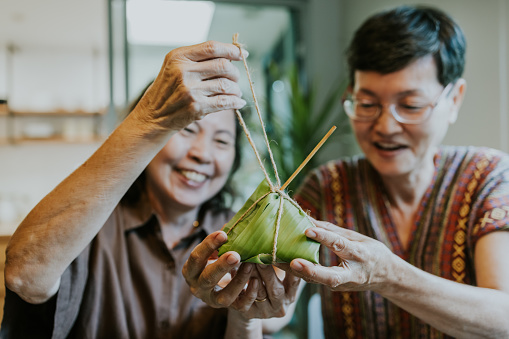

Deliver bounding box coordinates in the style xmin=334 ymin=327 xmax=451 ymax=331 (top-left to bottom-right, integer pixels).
xmin=121 ymin=203 xmax=233 ymax=235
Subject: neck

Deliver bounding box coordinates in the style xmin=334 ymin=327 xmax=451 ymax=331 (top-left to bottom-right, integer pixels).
xmin=381 ymin=157 xmax=435 ymax=209
xmin=146 ymin=188 xmax=200 ymax=247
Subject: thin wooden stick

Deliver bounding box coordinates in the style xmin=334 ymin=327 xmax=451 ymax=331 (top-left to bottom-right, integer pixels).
xmin=280 ymin=126 xmax=336 ymax=191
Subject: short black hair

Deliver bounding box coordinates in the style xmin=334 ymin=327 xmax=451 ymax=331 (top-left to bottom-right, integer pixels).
xmin=346 ymin=5 xmax=466 ymax=86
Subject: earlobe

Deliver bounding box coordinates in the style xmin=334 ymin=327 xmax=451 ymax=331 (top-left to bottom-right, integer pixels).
xmin=452 ymin=78 xmax=466 ymax=109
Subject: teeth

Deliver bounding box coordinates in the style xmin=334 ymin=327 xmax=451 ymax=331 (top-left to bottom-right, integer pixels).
xmin=180 ymin=170 xmax=207 ymax=183
xmin=376 ymin=142 xmax=403 ymax=150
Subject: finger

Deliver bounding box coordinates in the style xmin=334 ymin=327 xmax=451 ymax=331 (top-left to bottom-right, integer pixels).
xmin=202 ymin=95 xmax=246 ymax=114
xmin=282 ymin=270 xmax=301 ymax=303
xmin=198 ymin=78 xmax=243 ymax=98
xmin=305 ymin=227 xmax=354 ymax=256
xmin=232 ymin=277 xmax=259 ymax=312
xmin=290 ymin=258 xmax=349 ymax=289
xmin=184 ymin=41 xmax=247 ymax=62
xmin=197 ymin=251 xmax=241 ymax=290
xmin=217 ymin=263 xmax=254 ymax=307
xmin=310 ymin=219 xmax=364 ymax=241
xmin=191 ymin=58 xmax=241 ymax=82
xmin=251 ymin=266 xmax=268 ymax=300
xmin=257 ymin=265 xmax=284 ymax=302
xmin=183 ymin=231 xmax=230 ymax=281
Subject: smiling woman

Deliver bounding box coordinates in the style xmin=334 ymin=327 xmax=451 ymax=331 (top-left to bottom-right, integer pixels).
xmin=0 ymin=40 xmax=284 ymax=339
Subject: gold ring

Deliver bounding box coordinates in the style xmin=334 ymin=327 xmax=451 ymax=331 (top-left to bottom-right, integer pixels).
xmin=255 ymin=298 xmax=267 ymax=302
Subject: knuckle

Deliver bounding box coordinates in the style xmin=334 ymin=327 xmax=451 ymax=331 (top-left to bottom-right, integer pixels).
xmin=203 ymin=41 xmax=219 ymax=56
xmin=217 ymin=79 xmax=230 ymax=93
xmin=188 ymin=251 xmax=201 ymax=265
xmin=215 ymin=294 xmax=231 ymax=307
xmin=189 ymin=286 xmax=200 ymax=298
xmin=272 ymin=285 xmax=285 ymax=299
xmin=217 ymin=58 xmax=231 ymax=73
xmin=214 ymin=96 xmax=229 ymax=109
xmin=328 ymin=274 xmax=343 ymax=289
xmin=189 ymin=101 xmax=202 ymax=116
xmin=331 ymin=238 xmax=346 ymax=252
xmin=198 ymin=273 xmax=215 ymax=288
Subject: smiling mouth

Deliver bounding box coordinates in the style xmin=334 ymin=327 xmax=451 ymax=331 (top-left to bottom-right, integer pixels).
xmin=374 ymin=142 xmax=407 ymax=151
xmin=179 ymin=170 xmax=208 ymax=183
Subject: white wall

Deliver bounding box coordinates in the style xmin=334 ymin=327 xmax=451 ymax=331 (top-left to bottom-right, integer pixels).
xmin=0 ymin=45 xmax=109 ymax=113
xmin=337 ymin=0 xmax=509 ymax=152
xmin=0 ymin=143 xmax=101 ymax=234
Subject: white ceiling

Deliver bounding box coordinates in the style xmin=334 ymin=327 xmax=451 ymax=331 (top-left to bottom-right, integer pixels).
xmin=0 ymin=0 xmax=290 ymax=56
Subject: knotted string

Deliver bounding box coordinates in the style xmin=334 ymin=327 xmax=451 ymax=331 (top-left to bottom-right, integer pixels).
xmin=229 ymin=33 xmax=288 ymax=263
xmin=229 ymin=33 xmax=334 ymax=264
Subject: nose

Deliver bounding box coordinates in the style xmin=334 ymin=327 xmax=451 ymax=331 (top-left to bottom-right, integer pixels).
xmin=187 ymin=134 xmax=213 ymax=164
xmin=373 ymin=104 xmax=403 ymax=134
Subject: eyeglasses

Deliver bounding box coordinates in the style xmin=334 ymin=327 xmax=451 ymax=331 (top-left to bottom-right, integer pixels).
xmin=343 ymin=83 xmax=453 ymax=124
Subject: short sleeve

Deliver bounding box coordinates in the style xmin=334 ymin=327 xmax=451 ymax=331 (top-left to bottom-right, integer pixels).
xmin=52 ymin=245 xmax=91 ymax=339
xmin=471 ymin=152 xmax=509 ymax=245
xmin=0 ymin=246 xmax=90 ymax=339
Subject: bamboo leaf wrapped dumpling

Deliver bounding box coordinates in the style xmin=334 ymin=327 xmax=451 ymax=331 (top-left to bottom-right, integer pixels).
xmin=218 ymin=179 xmax=319 ymax=265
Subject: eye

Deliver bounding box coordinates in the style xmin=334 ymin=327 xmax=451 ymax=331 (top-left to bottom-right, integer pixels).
xmin=399 ymin=101 xmax=427 ymax=112
xmin=358 ymin=102 xmax=377 ymax=109
xmin=180 ymin=126 xmax=198 ymax=136
xmin=215 ymin=138 xmax=232 ymax=148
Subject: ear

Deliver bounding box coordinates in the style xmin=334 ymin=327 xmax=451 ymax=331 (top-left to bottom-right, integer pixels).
xmin=447 ymin=78 xmax=466 ymax=124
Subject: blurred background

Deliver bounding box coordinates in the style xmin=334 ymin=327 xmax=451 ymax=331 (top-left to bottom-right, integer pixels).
xmin=0 ymin=0 xmax=508 ymax=337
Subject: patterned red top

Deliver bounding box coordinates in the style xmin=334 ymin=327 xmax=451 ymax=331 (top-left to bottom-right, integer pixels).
xmin=294 ymin=146 xmax=509 ymax=339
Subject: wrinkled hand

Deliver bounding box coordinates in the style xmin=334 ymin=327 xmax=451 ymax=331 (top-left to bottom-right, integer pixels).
xmin=288 ymin=219 xmax=394 ymax=292
xmin=183 ymin=231 xmax=301 ymax=319
xmin=133 ymin=41 xmax=247 ymax=131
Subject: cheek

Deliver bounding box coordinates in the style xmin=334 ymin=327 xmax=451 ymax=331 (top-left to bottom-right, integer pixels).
xmin=216 ymin=150 xmax=236 ymax=177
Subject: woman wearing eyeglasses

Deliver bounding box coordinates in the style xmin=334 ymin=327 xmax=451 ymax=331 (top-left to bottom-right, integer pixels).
xmin=285 ymin=5 xmax=509 ymax=339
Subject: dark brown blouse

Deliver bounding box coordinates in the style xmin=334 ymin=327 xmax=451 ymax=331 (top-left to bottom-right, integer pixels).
xmin=1 ymin=204 xmax=234 ymax=339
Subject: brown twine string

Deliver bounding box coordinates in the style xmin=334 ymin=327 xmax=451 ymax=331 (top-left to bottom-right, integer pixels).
xmin=233 ymin=33 xmax=281 ymax=188
xmin=234 ymin=109 xmax=273 ymax=190
xmin=230 ymin=33 xmax=314 ymax=264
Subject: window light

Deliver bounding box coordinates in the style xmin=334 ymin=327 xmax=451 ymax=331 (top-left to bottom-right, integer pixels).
xmin=126 ymin=0 xmax=215 ymax=46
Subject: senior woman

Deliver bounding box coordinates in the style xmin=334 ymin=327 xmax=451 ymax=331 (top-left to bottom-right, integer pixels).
xmin=290 ymin=5 xmax=509 ymax=339
xmin=1 ymin=41 xmax=295 ymax=338
xmin=185 ymin=6 xmax=509 ymax=339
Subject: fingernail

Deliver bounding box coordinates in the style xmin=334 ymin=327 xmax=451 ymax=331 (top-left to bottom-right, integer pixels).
xmin=292 ymin=261 xmax=304 ymax=272
xmin=241 ymin=49 xmax=249 ymax=58
xmin=243 ymin=263 xmax=253 ymax=273
xmin=306 ymin=229 xmax=317 ymax=238
xmin=226 ymin=253 xmax=239 ymax=265
xmin=214 ymin=231 xmax=227 ymax=243
xmin=250 ymin=278 xmax=259 ymax=288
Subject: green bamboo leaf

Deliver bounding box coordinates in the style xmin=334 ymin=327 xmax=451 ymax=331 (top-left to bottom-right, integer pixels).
xmin=219 ymin=179 xmax=319 ymax=264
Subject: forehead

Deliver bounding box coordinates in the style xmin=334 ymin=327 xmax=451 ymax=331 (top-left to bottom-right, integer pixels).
xmin=199 ymin=109 xmax=236 ymax=132
xmin=353 ymin=55 xmax=441 ymax=94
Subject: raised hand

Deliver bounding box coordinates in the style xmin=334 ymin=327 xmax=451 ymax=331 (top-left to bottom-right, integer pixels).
xmin=133 ymin=41 xmax=247 ymax=131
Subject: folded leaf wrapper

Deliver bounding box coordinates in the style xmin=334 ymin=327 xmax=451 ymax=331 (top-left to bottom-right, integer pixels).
xmin=218 ymin=179 xmax=319 ymax=264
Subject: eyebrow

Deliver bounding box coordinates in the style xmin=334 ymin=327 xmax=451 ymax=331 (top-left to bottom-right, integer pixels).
xmin=194 ymin=121 xmax=235 ymax=137
xmin=215 ymin=130 xmax=235 ymax=138
xmin=357 ymin=88 xmax=425 ymax=98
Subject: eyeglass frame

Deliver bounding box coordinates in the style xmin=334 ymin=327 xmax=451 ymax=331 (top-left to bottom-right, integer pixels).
xmin=342 ymin=82 xmax=454 ymax=125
